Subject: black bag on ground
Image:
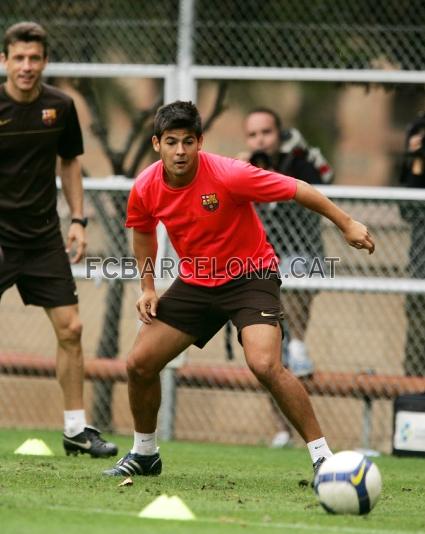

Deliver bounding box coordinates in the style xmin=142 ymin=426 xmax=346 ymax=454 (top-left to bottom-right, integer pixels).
xmin=393 ymin=393 xmax=425 ymax=457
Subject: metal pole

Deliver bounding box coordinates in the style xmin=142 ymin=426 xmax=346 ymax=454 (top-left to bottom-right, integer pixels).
xmin=156 ymin=0 xmax=197 ymax=443
xmin=361 ymin=397 xmax=373 ymax=450
xmin=177 ymin=0 xmax=197 ymax=101
xmin=164 ymin=70 xmax=178 ymax=104
xmin=158 ymin=352 xmax=186 ymax=441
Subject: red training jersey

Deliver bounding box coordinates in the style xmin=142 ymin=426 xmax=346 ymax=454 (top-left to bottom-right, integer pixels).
xmin=126 ymin=151 xmax=297 ymax=286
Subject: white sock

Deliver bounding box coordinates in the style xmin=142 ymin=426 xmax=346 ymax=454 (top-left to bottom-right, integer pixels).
xmin=64 ymin=409 xmax=86 ymax=437
xmin=131 ymin=431 xmax=158 ymax=456
xmin=307 ymin=437 xmax=333 ymax=463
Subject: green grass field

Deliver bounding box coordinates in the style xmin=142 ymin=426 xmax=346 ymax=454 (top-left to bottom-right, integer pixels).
xmin=1 ymin=429 xmax=424 ymax=534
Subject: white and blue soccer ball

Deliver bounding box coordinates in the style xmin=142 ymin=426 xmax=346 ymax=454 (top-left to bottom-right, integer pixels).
xmin=314 ymin=451 xmax=382 ymax=515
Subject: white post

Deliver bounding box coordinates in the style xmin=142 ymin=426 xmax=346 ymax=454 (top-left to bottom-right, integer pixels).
xmin=158 ymin=2 xmax=196 ymax=442
xmin=158 ymin=353 xmax=186 ymax=441
xmin=164 ymin=69 xmax=179 ymax=104
xmin=177 ymin=0 xmax=197 ymax=101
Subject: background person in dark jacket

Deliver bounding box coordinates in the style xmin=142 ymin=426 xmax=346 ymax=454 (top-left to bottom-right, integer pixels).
xmin=241 ymin=108 xmax=333 ymax=378
xmin=400 ymin=113 xmax=425 ymax=376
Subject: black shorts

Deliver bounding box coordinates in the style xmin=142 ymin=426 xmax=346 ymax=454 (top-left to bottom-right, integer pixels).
xmin=0 ymin=244 xmax=78 ymax=308
xmin=157 ymin=272 xmax=284 ymax=348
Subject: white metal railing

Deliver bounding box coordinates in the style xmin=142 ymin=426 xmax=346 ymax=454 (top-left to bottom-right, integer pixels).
xmin=62 ymin=179 xmax=425 ymax=294
xmin=2 ymin=65 xmax=424 ymax=84
xmin=63 ymin=178 xmax=425 ymax=201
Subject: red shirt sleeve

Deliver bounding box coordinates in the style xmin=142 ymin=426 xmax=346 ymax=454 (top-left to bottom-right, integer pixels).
xmin=223 ymin=158 xmax=297 ymax=203
xmin=126 ymin=184 xmax=158 ymax=232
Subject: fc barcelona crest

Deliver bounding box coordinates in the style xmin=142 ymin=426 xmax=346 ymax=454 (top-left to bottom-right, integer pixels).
xmin=201 ymin=193 xmax=219 ymax=212
xmin=42 ymin=109 xmax=57 ymax=126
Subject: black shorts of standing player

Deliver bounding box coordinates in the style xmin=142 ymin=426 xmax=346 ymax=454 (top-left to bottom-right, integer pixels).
xmin=156 ymin=271 xmax=284 ymax=348
xmin=0 ymin=244 xmax=78 ymax=307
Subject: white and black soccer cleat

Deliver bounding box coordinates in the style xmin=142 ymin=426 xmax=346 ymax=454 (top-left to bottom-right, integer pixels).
xmin=312 ymin=456 xmax=328 ymax=487
xmin=298 ymin=456 xmax=328 ymax=489
xmin=102 ymin=451 xmax=162 ymax=477
xmin=63 ymin=425 xmax=118 ymax=458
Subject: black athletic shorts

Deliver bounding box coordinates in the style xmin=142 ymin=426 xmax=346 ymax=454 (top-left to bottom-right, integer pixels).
xmin=0 ymin=244 xmax=78 ymax=308
xmin=156 ymin=271 xmax=284 ymax=348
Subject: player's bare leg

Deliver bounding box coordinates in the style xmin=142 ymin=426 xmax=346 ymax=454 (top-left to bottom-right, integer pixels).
xmin=46 ymin=304 xmax=117 ymax=458
xmin=127 ymin=319 xmax=195 ymax=432
xmin=241 ymin=323 xmax=322 ymax=442
xmin=103 ymin=320 xmax=194 ymax=476
xmin=46 ymin=304 xmax=84 ymax=410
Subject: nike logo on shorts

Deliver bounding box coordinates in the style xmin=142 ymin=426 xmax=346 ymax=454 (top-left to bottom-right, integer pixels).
xmin=261 ymin=311 xmax=276 ymax=317
xmin=0 ymin=118 xmax=12 ymax=126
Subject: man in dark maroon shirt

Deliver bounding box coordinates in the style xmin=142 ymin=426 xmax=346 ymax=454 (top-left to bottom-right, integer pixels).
xmin=0 ymin=21 xmax=117 ymax=458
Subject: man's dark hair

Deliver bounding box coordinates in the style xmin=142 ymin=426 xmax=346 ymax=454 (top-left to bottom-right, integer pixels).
xmin=154 ymin=100 xmax=203 ymax=140
xmin=3 ymin=21 xmax=48 ymax=58
xmin=246 ymin=107 xmax=282 ymax=133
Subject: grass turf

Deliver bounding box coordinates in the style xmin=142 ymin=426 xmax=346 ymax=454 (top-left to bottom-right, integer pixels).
xmin=0 ymin=429 xmax=424 ymax=534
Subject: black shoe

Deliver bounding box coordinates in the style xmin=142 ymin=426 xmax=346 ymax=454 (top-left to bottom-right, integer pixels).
xmin=63 ymin=425 xmax=118 ymax=458
xmin=311 ymin=456 xmax=328 ymax=487
xmin=103 ymin=451 xmax=162 ymax=477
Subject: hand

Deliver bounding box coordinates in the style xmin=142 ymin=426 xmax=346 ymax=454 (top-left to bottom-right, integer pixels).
xmin=342 ymin=219 xmax=375 ymax=255
xmin=66 ymin=223 xmax=87 ymax=263
xmin=408 ymin=133 xmax=423 ymax=153
xmin=408 ymin=133 xmax=424 ymax=175
xmin=136 ymin=288 xmax=158 ymax=324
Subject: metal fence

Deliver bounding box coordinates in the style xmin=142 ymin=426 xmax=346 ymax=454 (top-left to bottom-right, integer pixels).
xmin=1 ymin=181 xmax=424 ymax=453
xmin=1 ymin=0 xmax=425 ymax=453
xmin=1 ymin=0 xmax=424 ymax=70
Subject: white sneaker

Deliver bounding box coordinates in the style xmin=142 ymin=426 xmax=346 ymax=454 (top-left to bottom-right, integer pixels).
xmin=270 ymin=430 xmax=291 ymax=448
xmin=287 ymin=339 xmax=314 ymax=377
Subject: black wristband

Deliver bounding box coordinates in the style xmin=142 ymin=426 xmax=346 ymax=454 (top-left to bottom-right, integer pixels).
xmin=71 ymin=217 xmax=88 ymax=228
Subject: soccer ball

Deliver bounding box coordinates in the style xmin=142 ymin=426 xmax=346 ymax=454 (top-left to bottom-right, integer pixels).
xmin=314 ymin=451 xmax=382 ymax=515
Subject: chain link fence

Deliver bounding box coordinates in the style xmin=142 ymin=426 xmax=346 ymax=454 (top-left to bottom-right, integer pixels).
xmin=194 ymin=0 xmax=425 ymax=69
xmin=1 ymin=0 xmax=424 ymax=69
xmin=1 ymin=183 xmax=424 ymax=452
xmin=0 ymin=1 xmax=178 ymax=64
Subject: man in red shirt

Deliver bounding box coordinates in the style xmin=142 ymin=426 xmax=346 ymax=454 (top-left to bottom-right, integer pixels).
xmin=104 ymin=101 xmax=374 ymax=478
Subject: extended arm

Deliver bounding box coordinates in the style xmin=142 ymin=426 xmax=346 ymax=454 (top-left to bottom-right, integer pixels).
xmin=60 ymin=157 xmax=86 ymax=263
xmin=294 ymin=180 xmax=375 ymax=254
xmin=133 ymin=229 xmax=158 ymax=323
